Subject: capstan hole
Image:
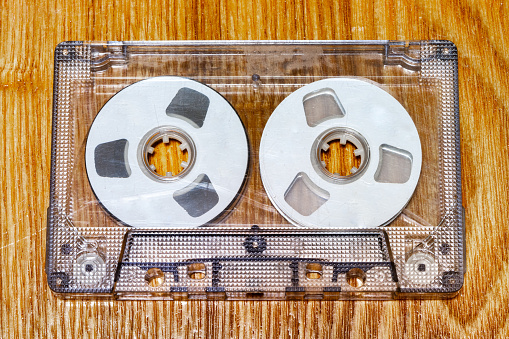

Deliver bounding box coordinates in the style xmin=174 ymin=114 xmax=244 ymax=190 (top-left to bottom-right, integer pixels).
xmin=321 ymin=140 xmax=361 ymax=177
xmin=346 ymin=268 xmax=366 ymax=288
xmin=305 ymin=263 xmax=323 ymax=279
xmin=187 ymin=263 xmax=206 ymax=280
xmin=145 ymin=268 xmax=165 ymax=287
xmin=147 ymin=138 xmax=189 ymax=177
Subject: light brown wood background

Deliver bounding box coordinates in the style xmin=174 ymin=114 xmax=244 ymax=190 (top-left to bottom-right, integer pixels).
xmin=1 ymin=0 xmax=508 ymax=338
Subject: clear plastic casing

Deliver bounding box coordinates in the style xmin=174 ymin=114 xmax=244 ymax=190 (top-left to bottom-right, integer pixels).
xmin=46 ymin=41 xmax=464 ymax=300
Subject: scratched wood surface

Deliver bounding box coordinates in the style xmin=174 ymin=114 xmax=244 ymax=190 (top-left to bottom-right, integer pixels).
xmin=1 ymin=0 xmax=508 ymax=338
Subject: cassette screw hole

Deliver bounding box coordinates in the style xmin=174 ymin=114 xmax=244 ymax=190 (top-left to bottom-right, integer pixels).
xmin=442 ymin=271 xmax=460 ymax=287
xmin=439 ymin=243 xmax=451 ymax=255
xmin=147 ymin=137 xmax=189 ymax=177
xmin=346 ymin=268 xmax=366 ymax=288
xmin=244 ymin=235 xmax=267 ymax=253
xmin=321 ymin=140 xmax=361 ymax=177
xmin=417 ymin=264 xmax=426 ymax=272
xmin=60 ymin=244 xmax=73 ymax=255
xmin=188 ymin=263 xmax=206 ymax=280
xmin=85 ymin=264 xmax=94 ymax=272
xmin=51 ymin=272 xmax=70 ymax=289
xmin=305 ymin=263 xmax=323 ymax=279
xmin=145 ymin=268 xmax=165 ymax=287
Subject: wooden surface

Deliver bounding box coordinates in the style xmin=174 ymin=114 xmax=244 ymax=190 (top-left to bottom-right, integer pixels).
xmin=1 ymin=0 xmax=508 ymax=338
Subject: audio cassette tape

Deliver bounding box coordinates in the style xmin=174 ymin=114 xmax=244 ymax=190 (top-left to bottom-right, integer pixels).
xmin=46 ymin=41 xmax=464 ymax=300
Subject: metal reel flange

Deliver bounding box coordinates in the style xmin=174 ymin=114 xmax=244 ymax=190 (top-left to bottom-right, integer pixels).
xmin=86 ymin=77 xmax=249 ymax=227
xmin=259 ymin=78 xmax=422 ymax=228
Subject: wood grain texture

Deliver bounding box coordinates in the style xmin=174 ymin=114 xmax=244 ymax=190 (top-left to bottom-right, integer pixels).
xmin=0 ymin=0 xmax=508 ymax=338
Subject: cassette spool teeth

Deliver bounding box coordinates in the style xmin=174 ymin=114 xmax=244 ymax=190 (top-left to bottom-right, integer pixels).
xmin=259 ymin=78 xmax=422 ymax=228
xmin=85 ymin=76 xmax=249 ymax=228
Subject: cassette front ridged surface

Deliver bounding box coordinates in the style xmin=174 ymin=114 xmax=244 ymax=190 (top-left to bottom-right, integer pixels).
xmin=115 ymin=228 xmax=398 ymax=299
xmin=46 ymin=41 xmax=463 ymax=299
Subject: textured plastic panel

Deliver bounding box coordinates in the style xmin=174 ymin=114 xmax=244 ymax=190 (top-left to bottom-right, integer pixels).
xmin=46 ymin=40 xmax=463 ymax=299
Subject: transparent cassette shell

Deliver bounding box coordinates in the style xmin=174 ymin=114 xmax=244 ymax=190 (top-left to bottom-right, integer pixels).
xmin=46 ymin=40 xmax=464 ymax=300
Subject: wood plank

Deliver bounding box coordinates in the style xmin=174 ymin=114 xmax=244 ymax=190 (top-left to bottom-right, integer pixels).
xmin=1 ymin=0 xmax=508 ymax=337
